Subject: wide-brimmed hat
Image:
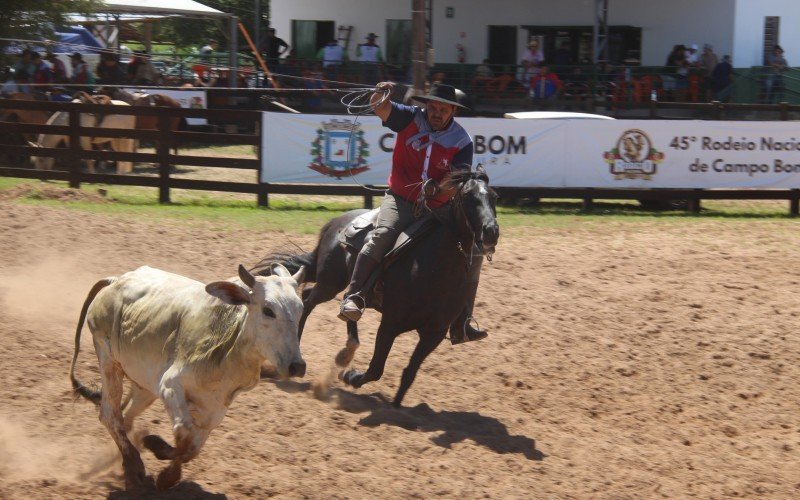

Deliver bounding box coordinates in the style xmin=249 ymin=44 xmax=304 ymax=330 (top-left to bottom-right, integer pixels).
xmin=412 ymin=83 xmax=468 ymax=109
xmin=365 ymin=33 xmax=378 ymax=39
xmin=69 ymin=52 xmax=84 ymax=61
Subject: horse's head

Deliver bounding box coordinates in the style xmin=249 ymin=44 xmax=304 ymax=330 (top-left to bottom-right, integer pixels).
xmin=443 ymin=165 xmax=499 ymax=257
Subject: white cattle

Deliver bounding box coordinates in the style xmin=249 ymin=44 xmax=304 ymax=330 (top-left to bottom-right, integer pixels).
xmin=70 ymin=264 xmax=306 ymax=490
xmin=30 ymin=96 xmax=136 ymax=174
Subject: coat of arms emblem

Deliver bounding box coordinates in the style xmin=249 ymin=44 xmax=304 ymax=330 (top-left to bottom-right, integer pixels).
xmin=309 ymin=119 xmax=370 ymax=178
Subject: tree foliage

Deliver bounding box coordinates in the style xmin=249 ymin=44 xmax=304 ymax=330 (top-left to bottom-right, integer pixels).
xmin=0 ymin=0 xmax=101 ymax=67
xmin=153 ymin=0 xmax=269 ymax=51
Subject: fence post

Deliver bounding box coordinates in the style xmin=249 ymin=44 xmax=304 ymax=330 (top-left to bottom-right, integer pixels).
xmin=157 ymin=115 xmax=171 ymax=203
xmin=712 ymin=101 xmax=722 ymax=120
xmin=256 ymin=114 xmax=269 ymax=207
xmin=791 ymin=189 xmax=799 ymax=217
xmin=68 ymin=106 xmax=81 ymax=189
xmin=779 ymin=101 xmax=789 ymax=121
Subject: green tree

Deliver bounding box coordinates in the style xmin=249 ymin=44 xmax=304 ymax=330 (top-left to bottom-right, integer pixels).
xmin=0 ymin=0 xmax=101 ymax=67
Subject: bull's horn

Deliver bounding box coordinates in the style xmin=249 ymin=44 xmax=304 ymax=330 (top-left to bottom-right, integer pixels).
xmin=292 ymin=266 xmax=306 ymax=284
xmin=238 ymin=264 xmax=256 ymax=288
xmin=270 ymin=263 xmax=292 ymax=278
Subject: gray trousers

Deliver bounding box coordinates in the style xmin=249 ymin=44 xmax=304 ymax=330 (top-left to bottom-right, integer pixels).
xmin=361 ymin=191 xmax=419 ymax=261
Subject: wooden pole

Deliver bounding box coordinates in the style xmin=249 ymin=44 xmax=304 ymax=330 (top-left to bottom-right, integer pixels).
xmin=412 ymin=0 xmax=426 ymax=95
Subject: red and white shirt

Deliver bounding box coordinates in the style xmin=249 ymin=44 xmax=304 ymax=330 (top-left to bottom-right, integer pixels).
xmin=384 ymin=102 xmax=473 ymax=207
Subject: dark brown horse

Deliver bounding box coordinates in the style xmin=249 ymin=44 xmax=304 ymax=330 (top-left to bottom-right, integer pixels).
xmin=254 ymin=167 xmax=499 ymax=407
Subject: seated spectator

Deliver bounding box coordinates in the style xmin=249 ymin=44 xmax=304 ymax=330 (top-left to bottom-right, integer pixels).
xmin=133 ymin=53 xmax=162 ymax=85
xmin=45 ymin=52 xmax=68 ymax=84
xmin=96 ymin=54 xmax=125 ymax=86
xmin=302 ymin=65 xmax=325 ymax=112
xmin=530 ymin=65 xmax=563 ymax=99
xmin=29 ymin=52 xmax=53 ymax=90
xmin=68 ymin=52 xmax=95 ymax=90
xmin=473 ymin=59 xmax=493 ymax=91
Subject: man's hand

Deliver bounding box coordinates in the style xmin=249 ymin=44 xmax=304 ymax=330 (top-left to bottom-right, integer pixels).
xmin=371 ymin=81 xmax=393 ymax=121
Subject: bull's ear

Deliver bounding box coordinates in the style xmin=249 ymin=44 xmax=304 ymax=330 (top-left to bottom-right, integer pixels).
xmin=206 ymin=281 xmax=251 ymax=305
xmin=291 ymin=266 xmax=306 ymax=285
xmin=270 ymin=263 xmax=291 ymax=278
xmin=238 ymin=264 xmax=256 ymax=288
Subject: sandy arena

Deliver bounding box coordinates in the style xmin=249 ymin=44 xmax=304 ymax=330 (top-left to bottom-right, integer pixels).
xmin=0 ymin=195 xmax=798 ymax=499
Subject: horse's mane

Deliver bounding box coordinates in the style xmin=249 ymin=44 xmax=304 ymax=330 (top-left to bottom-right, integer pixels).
xmin=440 ymin=166 xmax=489 ymax=193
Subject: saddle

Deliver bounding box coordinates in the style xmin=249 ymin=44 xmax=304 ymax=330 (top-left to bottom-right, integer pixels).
xmin=338 ymin=209 xmax=440 ymax=308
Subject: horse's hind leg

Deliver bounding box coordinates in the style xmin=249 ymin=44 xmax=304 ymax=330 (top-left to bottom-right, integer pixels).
xmin=341 ymin=322 xmax=399 ymax=388
xmin=392 ymin=329 xmax=447 ymax=408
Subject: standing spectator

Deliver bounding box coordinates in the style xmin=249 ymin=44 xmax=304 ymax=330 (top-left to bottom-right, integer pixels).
xmin=711 ymin=55 xmax=734 ymax=102
xmin=472 ymin=58 xmax=494 ymax=91
xmin=260 ymin=28 xmax=290 ymax=71
xmin=764 ymin=45 xmax=788 ymax=103
xmin=2 ymin=50 xmax=32 ymax=93
xmin=317 ymin=39 xmax=347 ymax=81
xmin=45 ymin=52 xmax=68 ymax=84
xmin=356 ymin=33 xmax=384 ymax=85
xmin=530 ymin=65 xmax=563 ymax=100
xmin=685 ymin=43 xmax=700 ymax=67
xmin=199 ymin=40 xmax=217 ymax=58
xmin=520 ymin=39 xmax=544 ymax=89
xmin=665 ymin=44 xmax=689 ymax=100
xmin=69 ymin=52 xmax=95 ymax=90
xmin=700 ymin=44 xmax=719 ymax=100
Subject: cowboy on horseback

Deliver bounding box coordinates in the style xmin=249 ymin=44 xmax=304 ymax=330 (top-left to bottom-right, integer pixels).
xmin=338 ymin=81 xmax=488 ymax=344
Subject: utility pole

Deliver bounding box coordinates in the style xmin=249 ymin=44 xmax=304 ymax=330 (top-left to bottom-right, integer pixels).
xmin=412 ymin=0 xmax=426 ymax=95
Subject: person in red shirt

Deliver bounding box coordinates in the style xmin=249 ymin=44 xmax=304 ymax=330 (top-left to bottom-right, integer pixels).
xmin=530 ymin=65 xmax=563 ymax=99
xmin=338 ymin=82 xmax=488 ymax=344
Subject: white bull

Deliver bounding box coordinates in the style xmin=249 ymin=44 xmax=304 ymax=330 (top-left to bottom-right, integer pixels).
xmin=70 ymin=264 xmax=306 ymax=490
xmin=30 ymin=98 xmax=136 ymax=174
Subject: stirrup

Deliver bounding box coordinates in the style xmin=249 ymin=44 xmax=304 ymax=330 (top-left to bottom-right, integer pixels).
xmin=450 ymin=317 xmax=488 ymax=345
xmin=338 ymin=293 xmax=366 ymax=322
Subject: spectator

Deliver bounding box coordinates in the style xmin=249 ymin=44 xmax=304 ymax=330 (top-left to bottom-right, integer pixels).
xmin=711 ymin=55 xmax=734 ymax=102
xmin=472 ymin=59 xmax=493 ymax=91
xmin=764 ymin=45 xmax=787 ymax=103
xmin=301 ymin=65 xmax=325 ymax=112
xmin=45 ymin=52 xmax=68 ymax=84
xmin=49 ymin=86 xmax=73 ymax=102
xmin=1 ymin=50 xmax=32 ymax=93
xmin=68 ymin=52 xmax=95 ymax=90
xmin=685 ymin=43 xmax=700 ymax=67
xmin=199 ymin=40 xmax=217 ymax=56
xmin=520 ymin=39 xmax=544 ymax=89
xmin=260 ymin=28 xmax=290 ymax=71
xmin=96 ymin=54 xmax=125 ymax=86
xmin=133 ymin=53 xmax=161 ymax=85
xmin=665 ymin=44 xmax=689 ymax=100
xmin=530 ymin=64 xmax=563 ymax=100
xmin=356 ymin=32 xmax=384 ymax=85
xmin=28 ymin=52 xmax=53 ymax=96
xmin=317 ymin=39 xmax=347 ymax=81
xmin=700 ymin=44 xmax=719 ymax=100
xmin=553 ymin=42 xmax=572 ymax=66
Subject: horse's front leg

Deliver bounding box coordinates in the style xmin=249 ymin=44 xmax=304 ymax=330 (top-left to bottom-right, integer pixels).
xmin=392 ymin=328 xmax=447 ymax=408
xmin=335 ymin=320 xmax=360 ymax=367
xmin=341 ymin=322 xmax=397 ymax=388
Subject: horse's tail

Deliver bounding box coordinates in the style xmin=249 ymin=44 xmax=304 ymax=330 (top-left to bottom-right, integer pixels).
xmin=70 ymin=277 xmax=116 ymax=406
xmin=252 ymin=251 xmax=316 ymax=282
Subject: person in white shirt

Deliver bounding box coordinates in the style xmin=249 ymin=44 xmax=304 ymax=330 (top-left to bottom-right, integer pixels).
xmin=356 ymin=33 xmax=384 ymax=84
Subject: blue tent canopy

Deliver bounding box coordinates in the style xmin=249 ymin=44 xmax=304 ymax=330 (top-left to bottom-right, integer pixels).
xmin=54 ymin=26 xmax=103 ymax=54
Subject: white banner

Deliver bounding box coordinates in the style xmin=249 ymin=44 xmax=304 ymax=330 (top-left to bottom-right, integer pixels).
xmin=126 ymin=88 xmax=207 ymax=125
xmin=262 ymin=112 xmax=800 ymax=189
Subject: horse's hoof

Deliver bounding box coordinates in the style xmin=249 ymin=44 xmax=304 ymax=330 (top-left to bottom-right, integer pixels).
xmin=342 ymin=369 xmax=364 ymax=388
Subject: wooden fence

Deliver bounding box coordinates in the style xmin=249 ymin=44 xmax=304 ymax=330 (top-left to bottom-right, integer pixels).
xmin=1 ymin=98 xmax=799 ymax=215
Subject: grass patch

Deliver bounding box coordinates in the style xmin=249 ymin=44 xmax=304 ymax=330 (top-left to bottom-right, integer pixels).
xmin=3 ymin=179 xmax=799 ymax=235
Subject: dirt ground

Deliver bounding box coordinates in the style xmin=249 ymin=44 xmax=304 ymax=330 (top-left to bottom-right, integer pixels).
xmin=0 ymin=194 xmax=799 ymax=499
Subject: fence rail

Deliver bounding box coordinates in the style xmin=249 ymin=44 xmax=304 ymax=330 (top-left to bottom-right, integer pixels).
xmin=2 ymin=98 xmax=800 ymax=215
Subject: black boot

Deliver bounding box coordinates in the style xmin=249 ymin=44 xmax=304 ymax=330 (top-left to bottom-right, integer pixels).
xmin=449 ymin=280 xmax=488 ymax=345
xmin=338 ymin=252 xmax=381 ymax=322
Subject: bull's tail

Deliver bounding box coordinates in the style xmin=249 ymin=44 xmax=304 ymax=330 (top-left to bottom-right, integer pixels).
xmin=69 ymin=277 xmax=116 ymax=405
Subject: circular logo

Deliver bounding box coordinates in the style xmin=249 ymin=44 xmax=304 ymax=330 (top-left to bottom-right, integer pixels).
xmin=616 ymin=129 xmax=651 ymax=163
